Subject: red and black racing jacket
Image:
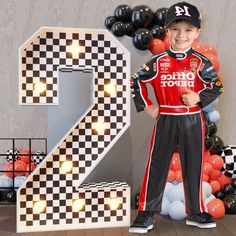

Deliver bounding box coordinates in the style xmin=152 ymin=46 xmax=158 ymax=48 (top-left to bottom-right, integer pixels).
xmin=131 ymin=48 xmax=224 ymax=113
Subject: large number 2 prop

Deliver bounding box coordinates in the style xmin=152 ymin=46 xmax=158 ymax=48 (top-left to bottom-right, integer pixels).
xmin=17 ymin=27 xmax=130 ymax=233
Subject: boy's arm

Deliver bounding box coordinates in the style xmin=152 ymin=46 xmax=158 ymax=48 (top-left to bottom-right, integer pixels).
xmin=198 ymin=59 xmax=224 ymax=108
xmin=131 ymin=57 xmax=157 ymax=112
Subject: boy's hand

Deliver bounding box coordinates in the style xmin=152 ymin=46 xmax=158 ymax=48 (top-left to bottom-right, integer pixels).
xmin=182 ymin=88 xmax=201 ymax=106
xmin=145 ymin=105 xmax=159 ymax=118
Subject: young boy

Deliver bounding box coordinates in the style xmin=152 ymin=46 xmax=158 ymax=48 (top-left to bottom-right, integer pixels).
xmin=129 ymin=1 xmax=224 ymax=234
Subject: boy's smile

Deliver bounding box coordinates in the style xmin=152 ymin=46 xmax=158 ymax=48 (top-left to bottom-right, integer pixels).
xmin=167 ymin=21 xmax=201 ymax=52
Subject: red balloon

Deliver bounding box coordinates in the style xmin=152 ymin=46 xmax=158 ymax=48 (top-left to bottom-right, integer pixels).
xmin=217 ymin=73 xmax=224 ymax=82
xmin=203 ymin=150 xmax=211 ymax=162
xmin=218 ymin=174 xmax=231 ymax=189
xmin=209 ymin=180 xmax=221 ymax=193
xmin=203 ymin=44 xmax=218 ymax=57
xmin=192 ymin=41 xmax=204 ymax=54
xmin=207 ymin=199 xmax=225 ymax=219
xmin=148 ymin=38 xmax=166 ymax=55
xmin=167 ymin=169 xmax=175 ymax=182
xmin=163 ymin=36 xmax=170 ymax=49
xmin=209 ymin=169 xmax=221 ymax=180
xmin=170 ymin=152 xmax=181 ymax=171
xmin=4 ymin=160 xmax=27 ymax=177
xmin=19 ymin=149 xmax=31 ymax=163
xmin=203 ymin=162 xmax=213 ymax=175
xmin=204 ymin=53 xmax=220 ymax=72
xmin=208 ymin=155 xmax=224 ymax=170
xmin=175 ymin=169 xmax=183 ymax=182
xmin=202 ymin=173 xmax=209 ymax=182
xmin=25 ymin=162 xmax=37 ymax=176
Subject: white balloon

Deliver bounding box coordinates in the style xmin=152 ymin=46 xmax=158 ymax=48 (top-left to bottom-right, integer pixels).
xmin=163 ymin=182 xmax=174 ymax=197
xmin=205 ymin=194 xmax=216 ymax=206
xmin=160 ymin=197 xmax=170 ymax=215
xmin=169 ymin=201 xmax=187 ymax=220
xmin=14 ymin=176 xmax=27 ymax=188
xmin=166 ymin=184 xmax=184 ymax=202
xmin=202 ymin=181 xmax=212 ymax=197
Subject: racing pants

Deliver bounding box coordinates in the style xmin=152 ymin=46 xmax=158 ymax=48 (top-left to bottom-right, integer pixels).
xmin=138 ymin=111 xmax=205 ymax=215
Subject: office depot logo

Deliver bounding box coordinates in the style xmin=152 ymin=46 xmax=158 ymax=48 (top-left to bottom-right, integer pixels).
xmin=160 ymin=72 xmax=195 ymax=87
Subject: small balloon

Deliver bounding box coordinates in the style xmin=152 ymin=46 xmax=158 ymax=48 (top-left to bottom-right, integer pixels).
xmin=132 ymin=28 xmax=153 ymax=50
xmin=205 ymin=136 xmax=214 ymax=150
xmin=114 ymin=4 xmax=133 ymax=23
xmin=163 ymin=36 xmax=170 ymax=49
xmin=208 ymin=122 xmax=217 ymax=136
xmin=160 ymin=196 xmax=170 ymax=215
xmin=167 ymin=169 xmax=176 ymax=182
xmin=104 ymin=16 xmax=116 ymax=30
xmin=208 ymin=155 xmax=224 ymax=170
xmin=132 ymin=5 xmax=154 ymax=28
xmin=209 ymin=180 xmax=221 ymax=193
xmin=150 ymin=25 xmax=165 ymax=40
xmin=207 ymin=110 xmax=220 ymax=123
xmin=168 ymin=201 xmax=187 ymax=220
xmin=223 ymin=196 xmax=236 ymax=214
xmin=214 ymin=190 xmax=225 ymax=200
xmin=222 ymin=184 xmax=234 ymax=195
xmin=124 ymin=22 xmax=135 ymax=37
xmin=231 ymin=178 xmax=236 ymax=188
xmin=207 ymin=198 xmax=225 ymax=219
xmin=111 ymin=22 xmax=126 ymax=37
xmin=204 ymin=54 xmax=220 ymax=73
xmin=203 ymin=44 xmax=218 ymax=57
xmin=154 ymin=7 xmax=168 ymax=26
xmin=203 ymin=162 xmax=213 ymax=175
xmin=209 ymin=169 xmax=222 ymax=180
xmin=218 ymin=174 xmax=232 ymax=189
xmin=148 ymin=38 xmax=166 ymax=55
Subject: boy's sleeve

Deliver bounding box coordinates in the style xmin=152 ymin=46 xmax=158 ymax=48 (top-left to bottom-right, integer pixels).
xmin=198 ymin=59 xmax=224 ymax=108
xmin=130 ymin=58 xmax=157 ymax=112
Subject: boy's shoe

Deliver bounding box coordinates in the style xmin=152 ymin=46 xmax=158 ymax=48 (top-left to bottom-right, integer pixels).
xmin=129 ymin=211 xmax=154 ymax=234
xmin=186 ymin=212 xmax=216 ymax=229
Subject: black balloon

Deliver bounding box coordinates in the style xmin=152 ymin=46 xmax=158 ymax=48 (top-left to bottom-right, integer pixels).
xmin=208 ymin=122 xmax=218 ymax=136
xmin=210 ymin=135 xmax=224 ymax=155
xmin=104 ymin=16 xmax=116 ymax=30
xmin=205 ymin=121 xmax=210 ymax=136
xmin=214 ymin=190 xmax=225 ymax=200
xmin=223 ymin=184 xmax=234 ymax=195
xmin=124 ymin=22 xmax=135 ymax=37
xmin=223 ymin=195 xmax=236 ymax=214
xmin=154 ymin=7 xmax=168 ymax=26
xmin=6 ymin=190 xmax=16 ymax=203
xmin=205 ymin=136 xmax=214 ymax=149
xmin=114 ymin=4 xmax=133 ymax=23
xmin=132 ymin=5 xmax=154 ymax=29
xmin=111 ymin=22 xmax=126 ymax=37
xmin=132 ymin=28 xmax=153 ymax=50
xmin=150 ymin=25 xmax=165 ymax=40
xmin=231 ymin=178 xmax=236 ymax=188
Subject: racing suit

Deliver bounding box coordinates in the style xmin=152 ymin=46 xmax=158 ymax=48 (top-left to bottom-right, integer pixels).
xmin=131 ymin=47 xmax=223 ymax=214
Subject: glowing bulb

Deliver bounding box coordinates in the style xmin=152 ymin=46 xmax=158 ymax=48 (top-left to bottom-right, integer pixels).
xmin=33 ymin=201 xmax=46 ymax=214
xmin=67 ymin=43 xmax=80 ymax=57
xmin=104 ymin=84 xmax=116 ymax=95
xmin=60 ymin=161 xmax=73 ymax=173
xmin=34 ymin=82 xmax=46 ymax=93
xmin=73 ymin=199 xmax=84 ymax=211
xmin=109 ymin=197 xmax=120 ymax=210
xmin=93 ymin=121 xmax=106 ymax=134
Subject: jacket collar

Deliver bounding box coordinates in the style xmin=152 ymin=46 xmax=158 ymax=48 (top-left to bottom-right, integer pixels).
xmin=167 ymin=47 xmax=193 ymax=60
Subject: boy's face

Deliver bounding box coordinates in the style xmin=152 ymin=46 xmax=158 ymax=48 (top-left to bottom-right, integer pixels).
xmin=167 ymin=21 xmax=201 ymax=52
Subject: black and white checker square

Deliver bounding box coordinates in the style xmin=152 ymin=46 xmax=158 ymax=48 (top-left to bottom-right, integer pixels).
xmin=221 ymin=145 xmax=236 ymax=178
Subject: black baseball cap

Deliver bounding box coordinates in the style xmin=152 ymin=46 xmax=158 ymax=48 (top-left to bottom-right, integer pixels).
xmin=165 ymin=2 xmax=201 ymax=28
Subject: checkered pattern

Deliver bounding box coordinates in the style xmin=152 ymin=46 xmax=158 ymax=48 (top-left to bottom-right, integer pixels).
xmin=31 ymin=151 xmax=45 ymax=165
xmin=17 ymin=27 xmax=130 ymax=233
xmin=221 ymin=145 xmax=236 ymax=178
xmin=19 ymin=28 xmax=128 ymax=105
xmin=6 ymin=148 xmax=20 ymax=162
